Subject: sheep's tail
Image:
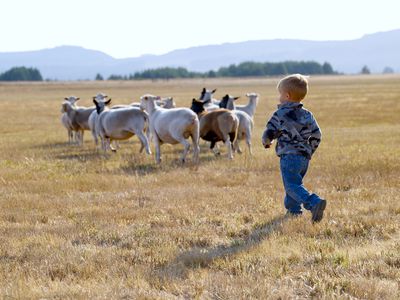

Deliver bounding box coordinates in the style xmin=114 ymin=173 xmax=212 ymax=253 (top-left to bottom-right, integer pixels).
xmin=229 ymin=114 xmax=239 ymax=143
xmin=142 ymin=110 xmax=149 ymax=123
xmin=190 ymin=114 xmax=197 ymax=125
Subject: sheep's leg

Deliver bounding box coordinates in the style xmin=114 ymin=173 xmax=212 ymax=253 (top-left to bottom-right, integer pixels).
xmin=79 ymin=130 xmax=84 ymax=146
xmin=145 ymin=124 xmax=152 ymax=143
xmin=191 ymin=126 xmax=200 ymax=164
xmin=210 ymin=141 xmax=221 ymax=156
xmin=176 ymin=137 xmax=190 ymax=163
xmin=246 ymin=136 xmax=252 ymax=155
xmin=68 ymin=129 xmax=73 ymax=144
xmin=73 ymin=131 xmax=79 ymax=144
xmin=111 ymin=140 xmax=119 ymax=150
xmin=224 ymin=137 xmax=233 ymax=160
xmin=135 ymin=130 xmax=151 ymax=155
xmin=234 ymin=139 xmax=243 ymax=154
xmin=91 ymin=129 xmax=98 ymax=146
xmin=101 ymin=136 xmax=109 ymax=152
xmin=243 ymin=126 xmax=252 ymax=155
xmin=154 ymin=138 xmax=161 ymax=164
xmin=75 ymin=130 xmax=83 ymax=146
xmin=75 ymin=131 xmax=80 ymax=145
xmin=109 ymin=139 xmax=117 ymax=152
xmin=148 ymin=125 xmax=161 ymax=163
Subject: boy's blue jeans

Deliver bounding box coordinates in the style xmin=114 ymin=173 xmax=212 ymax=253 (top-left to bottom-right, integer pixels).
xmin=280 ymin=154 xmax=321 ymax=215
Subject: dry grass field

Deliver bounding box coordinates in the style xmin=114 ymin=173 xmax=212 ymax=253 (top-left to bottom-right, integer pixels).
xmin=0 ymin=75 xmax=399 ymax=299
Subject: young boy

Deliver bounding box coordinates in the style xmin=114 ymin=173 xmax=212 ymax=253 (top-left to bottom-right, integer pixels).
xmin=262 ymin=74 xmax=326 ymax=222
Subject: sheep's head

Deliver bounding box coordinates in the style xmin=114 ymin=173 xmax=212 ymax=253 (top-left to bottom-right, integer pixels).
xmin=93 ymin=93 xmax=108 ymax=101
xmin=64 ymin=96 xmax=80 ymax=105
xmin=190 ymin=98 xmax=206 ymax=115
xmin=61 ymin=101 xmax=73 ymax=113
xmin=246 ymin=93 xmax=259 ymax=102
xmin=199 ymin=87 xmax=217 ymax=102
xmin=140 ymin=94 xmax=161 ymax=111
xmin=93 ymin=98 xmax=112 ymax=114
xmin=219 ymin=94 xmax=239 ymax=110
xmin=161 ymin=97 xmax=176 ymax=109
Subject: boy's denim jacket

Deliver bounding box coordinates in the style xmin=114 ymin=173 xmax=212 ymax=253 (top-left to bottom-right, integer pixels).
xmin=262 ymin=102 xmax=321 ymax=159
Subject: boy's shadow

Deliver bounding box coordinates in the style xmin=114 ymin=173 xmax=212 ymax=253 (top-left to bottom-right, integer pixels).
xmin=154 ymin=215 xmax=287 ymax=280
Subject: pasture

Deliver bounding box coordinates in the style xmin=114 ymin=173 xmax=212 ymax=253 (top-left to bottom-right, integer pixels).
xmin=0 ymin=75 xmax=399 ymax=299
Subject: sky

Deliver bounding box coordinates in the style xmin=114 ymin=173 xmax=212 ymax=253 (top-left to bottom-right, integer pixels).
xmin=1 ymin=0 xmax=399 ymax=58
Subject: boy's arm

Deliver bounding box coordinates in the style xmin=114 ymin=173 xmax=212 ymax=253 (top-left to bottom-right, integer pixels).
xmin=309 ymin=114 xmax=322 ymax=154
xmin=262 ymin=112 xmax=280 ymax=148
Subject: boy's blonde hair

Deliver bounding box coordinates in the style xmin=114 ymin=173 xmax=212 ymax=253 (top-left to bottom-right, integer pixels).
xmin=278 ymin=74 xmax=309 ymax=101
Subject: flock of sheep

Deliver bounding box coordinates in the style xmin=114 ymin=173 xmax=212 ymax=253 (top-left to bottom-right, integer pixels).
xmin=60 ymin=88 xmax=259 ymax=164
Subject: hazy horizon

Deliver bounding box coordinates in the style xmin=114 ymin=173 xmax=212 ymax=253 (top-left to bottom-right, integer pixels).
xmin=2 ymin=0 xmax=399 ymax=58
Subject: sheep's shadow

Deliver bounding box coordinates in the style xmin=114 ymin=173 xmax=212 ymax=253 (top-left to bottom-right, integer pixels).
xmin=154 ymin=215 xmax=287 ymax=280
xmin=35 ymin=140 xmax=239 ymax=175
xmin=33 ymin=141 xmax=74 ymax=149
xmin=54 ymin=151 xmax=104 ymax=162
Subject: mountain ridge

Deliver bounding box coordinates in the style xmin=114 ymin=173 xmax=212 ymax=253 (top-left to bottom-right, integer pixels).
xmin=1 ymin=29 xmax=398 ymax=80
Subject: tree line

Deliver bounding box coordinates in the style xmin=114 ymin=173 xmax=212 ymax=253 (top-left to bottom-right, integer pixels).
xmin=0 ymin=67 xmax=43 ymax=81
xmin=103 ymin=61 xmax=336 ymax=80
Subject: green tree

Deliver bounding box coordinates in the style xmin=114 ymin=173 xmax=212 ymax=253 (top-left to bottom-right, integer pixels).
xmin=104 ymin=60 xmax=337 ymax=80
xmin=0 ymin=66 xmax=43 ymax=81
xmin=361 ymin=65 xmax=371 ymax=74
xmin=322 ymin=62 xmax=334 ymax=74
xmin=382 ymin=66 xmax=394 ymax=74
xmin=95 ymin=73 xmax=104 ymax=80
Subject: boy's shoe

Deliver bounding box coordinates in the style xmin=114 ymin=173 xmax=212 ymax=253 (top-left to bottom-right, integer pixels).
xmin=311 ymin=199 xmax=327 ymax=223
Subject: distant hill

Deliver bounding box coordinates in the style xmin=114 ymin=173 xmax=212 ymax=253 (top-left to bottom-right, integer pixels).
xmin=0 ymin=29 xmax=398 ymax=80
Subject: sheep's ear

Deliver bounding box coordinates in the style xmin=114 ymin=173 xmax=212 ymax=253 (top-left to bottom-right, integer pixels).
xmin=76 ymin=97 xmax=80 ymax=101
xmin=212 ymin=89 xmax=217 ymax=94
xmin=105 ymin=98 xmax=112 ymax=105
xmin=234 ymin=97 xmax=240 ymax=100
xmin=93 ymin=99 xmax=98 ymax=106
xmin=64 ymin=97 xmax=68 ymax=101
xmin=202 ymin=88 xmax=206 ymax=92
xmin=223 ymin=94 xmax=229 ymax=100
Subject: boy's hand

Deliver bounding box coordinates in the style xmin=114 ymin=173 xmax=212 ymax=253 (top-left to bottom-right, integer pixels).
xmin=262 ymin=137 xmax=273 ymax=149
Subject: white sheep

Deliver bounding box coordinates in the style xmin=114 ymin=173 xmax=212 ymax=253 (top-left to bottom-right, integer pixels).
xmin=60 ymin=96 xmax=80 ymax=144
xmin=219 ymin=94 xmax=254 ymax=155
xmin=94 ymin=99 xmax=151 ymax=154
xmin=235 ymin=93 xmax=259 ymax=118
xmin=61 ymin=101 xmax=96 ymax=146
xmin=88 ymin=94 xmax=112 ymax=147
xmin=129 ymin=97 xmax=175 ymax=109
xmin=140 ymin=94 xmax=199 ymax=164
xmin=199 ymin=87 xmax=220 ymax=111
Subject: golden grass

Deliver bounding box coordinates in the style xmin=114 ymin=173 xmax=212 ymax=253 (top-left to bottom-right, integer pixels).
xmin=0 ymin=75 xmax=399 ymax=299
